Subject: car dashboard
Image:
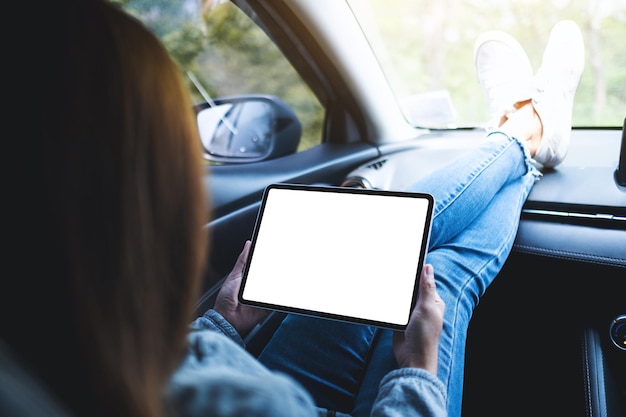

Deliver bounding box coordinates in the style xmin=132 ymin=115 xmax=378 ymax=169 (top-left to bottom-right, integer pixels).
xmin=342 ymin=128 xmax=626 ymax=268
xmin=200 ymin=125 xmax=626 ymax=416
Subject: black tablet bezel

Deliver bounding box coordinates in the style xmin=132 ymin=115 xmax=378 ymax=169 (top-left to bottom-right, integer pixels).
xmin=238 ymin=183 xmax=434 ymax=330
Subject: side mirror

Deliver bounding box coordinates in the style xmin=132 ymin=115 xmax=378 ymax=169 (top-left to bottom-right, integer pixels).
xmin=195 ymin=95 xmax=301 ymax=163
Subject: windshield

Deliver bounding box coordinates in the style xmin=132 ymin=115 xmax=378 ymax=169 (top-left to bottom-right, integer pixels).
xmin=347 ymin=0 xmax=626 ymax=129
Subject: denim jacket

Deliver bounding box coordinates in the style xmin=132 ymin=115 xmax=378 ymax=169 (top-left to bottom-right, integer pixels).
xmin=167 ymin=310 xmax=447 ymax=417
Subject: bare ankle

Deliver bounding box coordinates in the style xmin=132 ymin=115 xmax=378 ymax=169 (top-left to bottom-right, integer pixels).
xmin=499 ymin=103 xmax=543 ymax=155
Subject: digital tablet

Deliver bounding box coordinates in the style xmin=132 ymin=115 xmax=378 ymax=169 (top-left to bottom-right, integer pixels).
xmin=238 ymin=183 xmax=434 ymax=330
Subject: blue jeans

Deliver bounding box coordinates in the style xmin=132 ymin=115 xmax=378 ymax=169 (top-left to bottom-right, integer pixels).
xmin=257 ymin=132 xmax=539 ymax=417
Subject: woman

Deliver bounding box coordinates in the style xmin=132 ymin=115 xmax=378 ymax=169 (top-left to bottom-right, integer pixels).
xmin=2 ymin=0 xmax=583 ymax=416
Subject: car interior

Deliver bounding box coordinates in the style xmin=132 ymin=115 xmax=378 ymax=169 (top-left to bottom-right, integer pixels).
xmin=198 ymin=123 xmax=626 ymax=417
xmin=187 ymin=1 xmax=626 ymax=416
xmin=114 ymin=0 xmax=626 ymax=417
xmin=2 ymin=1 xmax=623 ymax=417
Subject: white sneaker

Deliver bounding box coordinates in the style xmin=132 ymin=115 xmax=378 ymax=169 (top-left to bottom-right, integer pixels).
xmin=532 ymin=20 xmax=585 ymax=168
xmin=474 ymin=30 xmax=534 ymax=129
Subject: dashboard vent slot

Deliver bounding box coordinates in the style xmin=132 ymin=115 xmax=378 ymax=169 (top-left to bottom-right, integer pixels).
xmin=366 ymin=159 xmax=387 ymax=170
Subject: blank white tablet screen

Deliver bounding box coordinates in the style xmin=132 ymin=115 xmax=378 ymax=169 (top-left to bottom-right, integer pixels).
xmin=240 ymin=185 xmax=432 ymax=328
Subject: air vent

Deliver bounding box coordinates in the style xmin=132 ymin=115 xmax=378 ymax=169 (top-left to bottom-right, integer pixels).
xmin=365 ymin=159 xmax=387 ymax=170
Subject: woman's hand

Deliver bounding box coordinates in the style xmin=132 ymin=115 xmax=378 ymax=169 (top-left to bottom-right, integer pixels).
xmin=213 ymin=240 xmax=270 ymax=337
xmin=392 ymin=264 xmax=445 ymax=376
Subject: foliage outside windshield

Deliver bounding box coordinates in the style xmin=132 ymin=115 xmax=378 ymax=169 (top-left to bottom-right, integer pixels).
xmin=349 ymin=0 xmax=626 ymax=128
xmin=119 ymin=0 xmax=624 ymax=136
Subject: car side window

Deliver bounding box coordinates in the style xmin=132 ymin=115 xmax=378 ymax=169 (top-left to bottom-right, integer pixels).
xmin=119 ymin=0 xmax=323 ymax=156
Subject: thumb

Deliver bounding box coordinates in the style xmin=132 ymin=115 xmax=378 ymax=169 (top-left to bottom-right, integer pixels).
xmin=417 ymin=264 xmax=445 ymax=316
xmin=420 ymin=264 xmax=435 ymax=295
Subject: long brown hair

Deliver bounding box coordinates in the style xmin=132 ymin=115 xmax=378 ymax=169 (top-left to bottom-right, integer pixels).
xmin=4 ymin=1 xmax=208 ymax=416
